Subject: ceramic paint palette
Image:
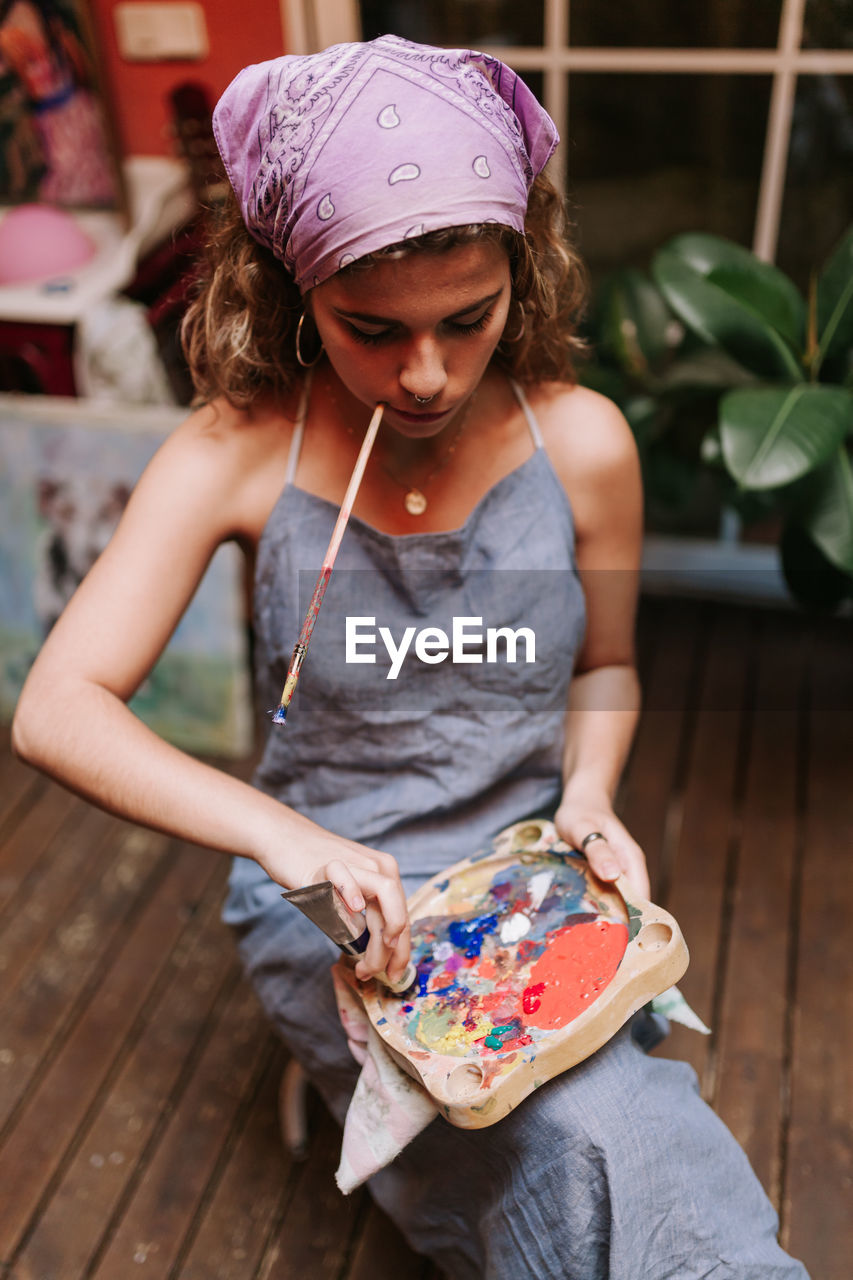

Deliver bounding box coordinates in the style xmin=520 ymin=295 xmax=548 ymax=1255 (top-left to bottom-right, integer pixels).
xmin=359 ymin=819 xmax=688 ymax=1128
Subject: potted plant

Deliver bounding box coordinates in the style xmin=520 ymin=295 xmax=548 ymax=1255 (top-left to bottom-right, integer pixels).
xmin=582 ymin=228 xmax=853 ymax=610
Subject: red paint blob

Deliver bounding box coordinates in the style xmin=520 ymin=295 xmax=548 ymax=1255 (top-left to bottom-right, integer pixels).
xmin=522 ymin=982 xmax=545 ymax=1014
xmin=521 ymin=920 xmax=628 ymax=1030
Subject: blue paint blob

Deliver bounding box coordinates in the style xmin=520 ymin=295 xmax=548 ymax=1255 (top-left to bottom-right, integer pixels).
xmin=415 ymin=962 xmax=433 ymax=997
xmin=448 ymin=912 xmax=499 ymax=958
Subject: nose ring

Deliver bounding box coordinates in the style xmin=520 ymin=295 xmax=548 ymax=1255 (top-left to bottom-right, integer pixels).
xmin=413 ymin=393 xmax=437 ymax=406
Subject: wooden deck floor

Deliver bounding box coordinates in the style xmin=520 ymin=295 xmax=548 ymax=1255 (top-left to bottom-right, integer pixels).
xmin=0 ymin=595 xmax=850 ymax=1280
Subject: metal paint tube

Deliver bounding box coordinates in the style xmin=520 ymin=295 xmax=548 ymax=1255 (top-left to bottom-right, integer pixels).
xmin=282 ymin=881 xmax=416 ymax=994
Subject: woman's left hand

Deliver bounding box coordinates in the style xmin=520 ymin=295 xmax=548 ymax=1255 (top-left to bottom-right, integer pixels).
xmin=553 ymin=793 xmax=651 ymax=901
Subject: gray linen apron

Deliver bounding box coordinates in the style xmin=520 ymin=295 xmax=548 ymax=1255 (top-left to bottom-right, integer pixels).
xmin=224 ymin=378 xmax=808 ymax=1279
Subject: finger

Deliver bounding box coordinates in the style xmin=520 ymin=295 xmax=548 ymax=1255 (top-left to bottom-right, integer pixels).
xmin=320 ymin=858 xmax=366 ymax=913
xmin=355 ymin=900 xmax=393 ymax=979
xmin=575 ymin=832 xmax=622 ymax=881
xmin=385 ymin=920 xmax=412 ymax=984
xmin=586 ymin=846 xmax=622 ymax=882
xmin=348 ymin=864 xmax=409 ymax=943
xmin=613 ymin=842 xmax=651 ymax=901
xmin=591 ymin=830 xmax=651 ymax=900
xmin=349 ymin=866 xmax=411 ymax=982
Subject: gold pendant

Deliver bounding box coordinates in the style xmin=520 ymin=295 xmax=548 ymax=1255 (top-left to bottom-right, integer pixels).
xmin=404 ymin=488 xmax=428 ymax=515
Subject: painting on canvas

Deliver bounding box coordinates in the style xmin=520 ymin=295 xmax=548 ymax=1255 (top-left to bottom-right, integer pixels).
xmin=0 ymin=395 xmax=253 ymax=757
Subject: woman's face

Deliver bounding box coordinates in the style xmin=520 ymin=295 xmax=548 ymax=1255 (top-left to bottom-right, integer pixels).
xmin=309 ymin=240 xmax=512 ymax=437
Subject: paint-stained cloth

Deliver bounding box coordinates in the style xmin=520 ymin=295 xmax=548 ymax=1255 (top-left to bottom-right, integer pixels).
xmin=224 ymin=384 xmax=809 ymax=1279
xmin=332 ymin=962 xmax=438 ymax=1193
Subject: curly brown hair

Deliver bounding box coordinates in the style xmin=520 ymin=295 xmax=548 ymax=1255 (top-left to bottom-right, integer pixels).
xmin=182 ymin=171 xmax=587 ymax=409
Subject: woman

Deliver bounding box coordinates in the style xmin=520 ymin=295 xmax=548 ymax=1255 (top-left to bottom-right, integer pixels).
xmin=13 ymin=36 xmax=808 ymax=1279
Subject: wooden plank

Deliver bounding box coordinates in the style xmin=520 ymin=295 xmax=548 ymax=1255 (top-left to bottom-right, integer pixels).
xmin=255 ymin=1105 xmax=363 ymax=1280
xmin=712 ymin=611 xmax=805 ymax=1204
xmin=0 ymin=838 xmax=224 ymax=1263
xmin=0 ymin=818 xmax=168 ymax=1132
xmin=619 ymin=597 xmax=703 ymax=896
xmin=784 ymin=616 xmax=853 ymax=1280
xmin=0 ymin=801 xmax=116 ymax=995
xmin=11 ymin=868 xmax=236 ymax=1280
xmin=177 ymin=1042 xmax=292 ymax=1280
xmin=0 ymin=742 xmax=44 ymax=836
xmin=633 ymin=594 xmax=661 ymax=684
xmin=89 ymin=975 xmax=273 ymax=1280
xmin=344 ymin=1201 xmax=433 ymax=1280
xmin=0 ymin=777 xmax=81 ymax=912
xmin=654 ymin=605 xmax=752 ymax=1088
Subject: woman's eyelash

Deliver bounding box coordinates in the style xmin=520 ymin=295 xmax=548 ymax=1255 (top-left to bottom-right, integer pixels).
xmin=450 ymin=310 xmax=492 ymax=334
xmin=347 ymin=310 xmax=494 ymax=346
xmin=349 ymin=326 xmax=390 ymax=346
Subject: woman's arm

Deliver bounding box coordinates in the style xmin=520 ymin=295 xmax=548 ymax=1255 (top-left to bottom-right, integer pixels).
xmin=538 ymin=384 xmax=649 ymax=898
xmin=11 ymin=406 xmax=410 ymax=981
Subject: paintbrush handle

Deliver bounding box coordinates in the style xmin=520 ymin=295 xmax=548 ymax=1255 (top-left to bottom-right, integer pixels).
xmin=273 ymin=402 xmax=385 ymax=723
xmin=324 ymin=399 xmax=385 ymax=565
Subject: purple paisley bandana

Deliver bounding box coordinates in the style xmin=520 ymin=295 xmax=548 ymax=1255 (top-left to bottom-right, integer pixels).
xmin=212 ymin=34 xmax=559 ymax=291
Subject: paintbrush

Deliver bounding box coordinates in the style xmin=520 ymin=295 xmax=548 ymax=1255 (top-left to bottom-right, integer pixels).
xmin=272 ymin=401 xmax=385 ymax=724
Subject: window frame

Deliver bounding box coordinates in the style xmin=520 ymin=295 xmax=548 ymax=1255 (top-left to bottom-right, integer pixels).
xmin=282 ymin=0 xmax=853 ymax=263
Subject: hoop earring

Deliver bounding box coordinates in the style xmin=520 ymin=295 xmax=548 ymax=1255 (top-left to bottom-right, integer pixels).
xmin=295 ymin=311 xmax=324 ymax=368
xmin=500 ymin=300 xmax=526 ymax=346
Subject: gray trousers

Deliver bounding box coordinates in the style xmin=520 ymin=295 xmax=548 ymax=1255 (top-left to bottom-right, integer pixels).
xmin=237 ymin=908 xmax=810 ymax=1280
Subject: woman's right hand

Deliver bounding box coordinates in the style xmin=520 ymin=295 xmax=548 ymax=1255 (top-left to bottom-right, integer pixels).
xmin=257 ymin=824 xmax=412 ymax=986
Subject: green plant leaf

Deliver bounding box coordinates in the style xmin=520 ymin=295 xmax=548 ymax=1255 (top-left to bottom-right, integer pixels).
xmin=816 ymin=225 xmax=853 ymax=374
xmin=653 ymin=247 xmax=804 ymax=381
xmin=780 ymin=521 xmax=853 ymax=611
xmin=798 ymin=446 xmax=853 ymax=575
xmin=707 ymin=264 xmax=804 ymax=350
xmin=655 ymin=346 xmax=758 ymax=391
xmin=659 ymin=233 xmax=805 ymax=348
xmin=600 ymin=269 xmax=675 ymax=373
xmin=719 ymin=385 xmax=853 ymax=490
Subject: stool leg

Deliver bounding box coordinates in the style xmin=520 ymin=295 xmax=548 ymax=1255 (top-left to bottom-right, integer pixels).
xmin=279 ymin=1058 xmax=309 ymax=1160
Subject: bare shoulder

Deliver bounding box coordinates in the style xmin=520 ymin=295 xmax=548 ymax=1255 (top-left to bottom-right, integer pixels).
xmin=138 ymin=393 xmax=299 ymax=542
xmin=526 ymin=381 xmax=638 ymax=480
xmin=524 ymin=381 xmax=642 ymax=565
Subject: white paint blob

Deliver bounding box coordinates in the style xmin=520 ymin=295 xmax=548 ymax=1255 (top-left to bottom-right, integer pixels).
xmin=500 ymin=913 xmax=531 ymax=944
xmin=528 ymin=870 xmax=554 ymax=913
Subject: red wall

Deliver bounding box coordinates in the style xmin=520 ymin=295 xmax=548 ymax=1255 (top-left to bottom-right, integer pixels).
xmin=89 ymin=1 xmax=287 ymax=158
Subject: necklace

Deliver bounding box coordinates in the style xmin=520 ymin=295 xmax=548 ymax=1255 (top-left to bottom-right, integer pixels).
xmin=384 ymin=399 xmax=474 ymax=515
xmin=344 ymin=396 xmax=475 ymax=515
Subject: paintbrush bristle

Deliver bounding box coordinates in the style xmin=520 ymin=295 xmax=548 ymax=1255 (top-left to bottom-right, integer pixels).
xmin=271 ymin=705 xmax=288 ymax=725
